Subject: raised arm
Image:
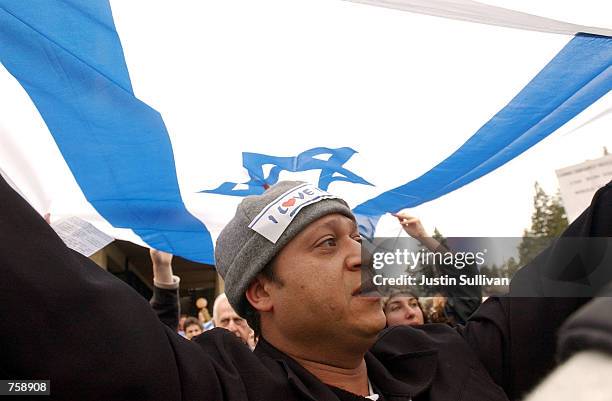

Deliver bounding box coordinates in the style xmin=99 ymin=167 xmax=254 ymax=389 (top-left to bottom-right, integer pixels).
xmin=149 ymin=248 xmax=181 ymax=330
xmin=395 ymin=212 xmax=482 ymax=324
xmin=0 ymin=176 xmax=217 ymax=400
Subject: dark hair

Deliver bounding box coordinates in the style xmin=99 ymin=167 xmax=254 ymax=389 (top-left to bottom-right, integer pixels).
xmin=183 ymin=317 xmax=202 ymax=331
xmin=243 ymin=259 xmax=283 ymax=339
xmin=383 ymin=291 xmax=429 ymax=324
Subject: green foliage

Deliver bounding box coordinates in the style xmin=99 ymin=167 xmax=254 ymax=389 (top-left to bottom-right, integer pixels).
xmin=518 ymin=182 xmax=569 ymax=266
xmin=505 ymin=256 xmax=519 ymax=279
xmin=432 ymin=227 xmax=448 ymax=248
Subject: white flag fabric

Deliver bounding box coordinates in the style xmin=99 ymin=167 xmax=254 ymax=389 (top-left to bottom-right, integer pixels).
xmin=1 ymin=0 xmax=610 ymax=263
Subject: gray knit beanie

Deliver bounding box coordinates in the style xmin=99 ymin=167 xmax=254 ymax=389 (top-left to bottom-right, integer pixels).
xmin=215 ymin=181 xmax=355 ymax=316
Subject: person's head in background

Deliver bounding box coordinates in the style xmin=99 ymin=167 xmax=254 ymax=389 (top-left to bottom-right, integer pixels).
xmin=213 ymin=293 xmax=252 ymax=346
xmin=432 ymin=293 xmax=447 ymax=309
xmin=383 ymin=290 xmax=425 ymax=326
xmin=178 ymin=314 xmax=188 ymax=333
xmin=428 ymin=292 xmax=452 ymax=325
xmin=184 ymin=317 xmax=203 ymax=340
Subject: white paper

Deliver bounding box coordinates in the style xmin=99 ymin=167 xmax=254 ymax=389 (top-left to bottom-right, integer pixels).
xmin=249 ymin=183 xmax=339 ymax=243
xmin=51 ymin=216 xmax=114 ymax=257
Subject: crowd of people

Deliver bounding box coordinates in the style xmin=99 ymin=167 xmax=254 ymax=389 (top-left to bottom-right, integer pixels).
xmin=2 ymin=177 xmax=611 ymax=401
xmin=177 ymin=293 xmax=256 ymax=349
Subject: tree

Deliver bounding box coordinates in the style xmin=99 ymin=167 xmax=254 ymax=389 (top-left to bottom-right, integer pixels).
xmin=518 ymin=182 xmax=569 ymax=266
xmin=504 ymin=257 xmax=519 ymax=279
xmin=432 ymin=227 xmax=448 ymax=249
xmin=409 ymin=227 xmax=448 ymax=296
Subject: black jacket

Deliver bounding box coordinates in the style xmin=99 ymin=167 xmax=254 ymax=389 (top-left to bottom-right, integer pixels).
xmin=150 ymin=285 xmax=180 ymax=330
xmin=1 ymin=176 xmax=610 ymax=401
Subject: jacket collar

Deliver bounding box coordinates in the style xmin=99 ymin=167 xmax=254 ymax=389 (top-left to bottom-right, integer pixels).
xmin=254 ymin=338 xmax=338 ymax=401
xmin=254 ymin=334 xmax=438 ymax=401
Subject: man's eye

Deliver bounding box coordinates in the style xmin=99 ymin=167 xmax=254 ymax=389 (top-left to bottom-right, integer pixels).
xmin=319 ymin=238 xmax=336 ymax=247
xmin=352 ymin=235 xmax=362 ymax=243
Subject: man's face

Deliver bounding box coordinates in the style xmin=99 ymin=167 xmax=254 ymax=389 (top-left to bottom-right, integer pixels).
xmin=384 ymin=296 xmax=424 ymax=326
xmin=265 ymin=213 xmax=386 ymax=348
xmin=214 ymin=298 xmax=252 ymax=344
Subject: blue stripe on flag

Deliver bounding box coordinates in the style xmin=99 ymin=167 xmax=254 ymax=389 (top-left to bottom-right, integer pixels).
xmin=0 ymin=0 xmax=214 ymax=263
xmin=354 ymin=33 xmax=612 ymax=237
xmin=2 ymin=0 xmax=611 ymax=257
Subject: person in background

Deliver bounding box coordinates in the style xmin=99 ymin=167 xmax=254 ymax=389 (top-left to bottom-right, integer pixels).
xmin=383 ymin=290 xmax=425 ymax=326
xmin=383 ymin=291 xmax=454 ymax=327
xmin=149 ymin=249 xmax=181 ymax=330
xmin=183 ymin=317 xmax=203 ymax=340
xmin=391 ymin=212 xmax=481 ymax=325
xmin=178 ymin=314 xmax=188 ymax=337
xmin=428 ymin=293 xmax=454 ymax=324
xmin=213 ymin=293 xmax=254 ymax=348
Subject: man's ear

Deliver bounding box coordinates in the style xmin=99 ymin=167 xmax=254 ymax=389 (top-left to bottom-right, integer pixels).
xmin=245 ymin=275 xmax=274 ymax=313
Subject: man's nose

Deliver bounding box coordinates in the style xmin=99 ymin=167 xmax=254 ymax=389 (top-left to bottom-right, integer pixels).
xmin=227 ymin=320 xmax=238 ymax=333
xmin=345 ymin=237 xmax=362 ymax=272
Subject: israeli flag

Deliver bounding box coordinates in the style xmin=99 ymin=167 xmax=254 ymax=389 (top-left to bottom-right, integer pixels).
xmin=1 ymin=0 xmax=610 ymax=263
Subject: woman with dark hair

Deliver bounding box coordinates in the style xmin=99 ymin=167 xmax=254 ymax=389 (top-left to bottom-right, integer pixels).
xmin=383 ymin=290 xmax=456 ymax=327
xmin=383 ymin=290 xmax=425 ymax=326
xmin=383 ymin=213 xmax=481 ymax=326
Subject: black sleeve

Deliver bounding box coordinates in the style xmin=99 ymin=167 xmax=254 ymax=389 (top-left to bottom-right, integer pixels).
xmin=0 ymin=176 xmax=220 ymax=400
xmin=458 ymin=182 xmax=612 ymax=401
xmin=444 ymin=295 xmax=482 ymax=326
xmin=458 ymin=296 xmax=586 ymax=401
xmin=150 ymin=285 xmax=180 ymax=330
xmin=432 ymin=244 xmax=482 ymax=325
